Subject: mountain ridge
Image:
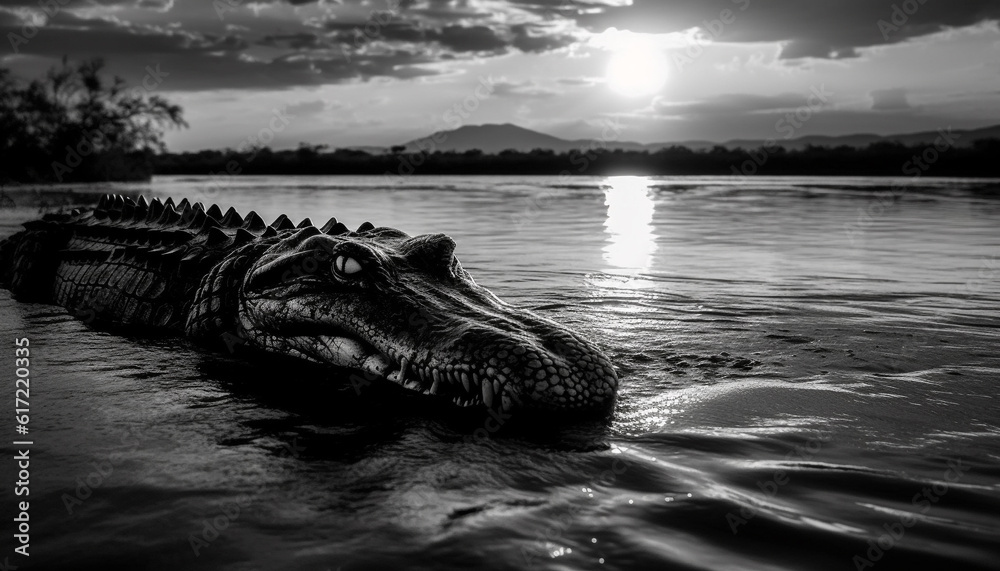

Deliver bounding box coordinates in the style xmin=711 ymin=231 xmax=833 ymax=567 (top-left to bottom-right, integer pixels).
xmin=394 ymin=122 xmax=1000 ymax=154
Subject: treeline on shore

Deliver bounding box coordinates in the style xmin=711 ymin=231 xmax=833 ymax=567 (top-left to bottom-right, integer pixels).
xmin=1 ymin=58 xmax=185 ymax=184
xmin=153 ymin=139 xmax=1000 ymax=178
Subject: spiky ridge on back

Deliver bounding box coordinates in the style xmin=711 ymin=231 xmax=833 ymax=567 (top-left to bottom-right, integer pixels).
xmin=0 ymin=194 xmax=366 ymax=331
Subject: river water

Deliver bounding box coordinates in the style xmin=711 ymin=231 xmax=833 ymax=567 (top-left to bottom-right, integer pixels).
xmin=1 ymin=175 xmax=999 ymax=570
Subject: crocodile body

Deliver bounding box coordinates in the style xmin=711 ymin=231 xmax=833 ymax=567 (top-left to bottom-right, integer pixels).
xmin=0 ymin=194 xmax=618 ymax=414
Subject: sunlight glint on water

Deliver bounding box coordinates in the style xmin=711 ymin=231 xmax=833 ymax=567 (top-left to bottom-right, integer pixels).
xmin=602 ymin=175 xmax=657 ymax=272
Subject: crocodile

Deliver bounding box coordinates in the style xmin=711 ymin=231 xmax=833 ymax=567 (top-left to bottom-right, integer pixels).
xmin=0 ymin=194 xmax=618 ymax=414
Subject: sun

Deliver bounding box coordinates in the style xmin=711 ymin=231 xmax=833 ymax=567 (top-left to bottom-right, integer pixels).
xmin=606 ymin=43 xmax=669 ymax=97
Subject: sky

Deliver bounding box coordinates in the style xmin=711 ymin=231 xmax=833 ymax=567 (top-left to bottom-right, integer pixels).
xmin=1 ymin=0 xmax=998 ymax=151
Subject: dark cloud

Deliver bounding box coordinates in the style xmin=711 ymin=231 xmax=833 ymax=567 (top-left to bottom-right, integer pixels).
xmin=435 ymin=25 xmax=507 ymax=52
xmin=0 ymin=11 xmax=439 ymax=90
xmin=0 ymin=0 xmax=171 ymax=7
xmin=322 ymin=21 xmax=428 ymax=44
xmin=323 ymin=20 xmax=575 ymax=54
xmin=517 ymin=0 xmax=1000 ymax=59
xmin=2 ymin=12 xmax=246 ymax=56
xmin=258 ymin=33 xmax=328 ymax=50
xmin=0 ymin=0 xmax=580 ymax=93
xmin=510 ymin=23 xmax=577 ymax=52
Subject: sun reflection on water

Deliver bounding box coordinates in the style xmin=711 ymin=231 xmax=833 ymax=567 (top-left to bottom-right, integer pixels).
xmin=602 ymin=176 xmax=657 ymax=272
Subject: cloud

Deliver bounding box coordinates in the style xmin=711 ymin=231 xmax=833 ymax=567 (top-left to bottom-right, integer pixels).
xmin=0 ymin=0 xmax=172 ymax=8
xmin=285 ymin=99 xmax=339 ymax=115
xmin=258 ymin=32 xmax=327 ymax=50
xmin=3 ymin=11 xmax=246 ymax=55
xmin=0 ymin=10 xmax=441 ymax=90
xmin=510 ymin=23 xmax=578 ymax=52
xmin=517 ymin=0 xmax=1000 ymax=59
xmin=4 ymin=0 xmax=996 ymax=99
xmin=492 ymin=79 xmax=559 ymax=98
xmin=0 ymin=0 xmax=582 ymax=91
xmin=653 ymin=92 xmax=822 ymax=117
xmin=323 ymin=20 xmax=578 ymax=54
xmin=870 ymin=88 xmax=912 ymax=111
xmin=556 ymin=76 xmax=603 ymax=87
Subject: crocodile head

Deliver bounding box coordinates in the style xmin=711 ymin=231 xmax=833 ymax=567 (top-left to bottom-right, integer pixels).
xmin=232 ymin=224 xmax=618 ymax=414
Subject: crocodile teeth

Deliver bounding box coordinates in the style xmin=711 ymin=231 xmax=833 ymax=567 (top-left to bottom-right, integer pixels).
xmin=431 ymin=369 xmax=441 ymax=391
xmin=482 ymin=380 xmax=494 ymax=408
xmin=429 ymin=375 xmax=440 ymax=395
xmin=398 ymin=357 xmax=411 ymax=382
xmin=461 ymin=372 xmax=471 ymax=393
xmin=501 ymin=395 xmax=512 ymax=412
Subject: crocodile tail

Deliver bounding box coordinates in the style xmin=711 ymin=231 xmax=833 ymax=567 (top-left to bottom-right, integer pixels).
xmin=0 ymin=213 xmax=72 ymax=300
xmin=0 ymin=231 xmax=24 ymax=290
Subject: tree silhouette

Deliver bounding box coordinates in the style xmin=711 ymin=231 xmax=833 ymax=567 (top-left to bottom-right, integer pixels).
xmin=1 ymin=57 xmax=186 ymax=183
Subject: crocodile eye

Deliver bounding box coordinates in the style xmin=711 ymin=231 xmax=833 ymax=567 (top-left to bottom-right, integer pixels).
xmin=333 ymin=255 xmax=363 ymax=278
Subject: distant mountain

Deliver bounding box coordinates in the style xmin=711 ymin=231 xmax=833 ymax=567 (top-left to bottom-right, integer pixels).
xmin=401 ymin=123 xmax=647 ymax=154
xmin=395 ymin=123 xmax=1000 ymax=154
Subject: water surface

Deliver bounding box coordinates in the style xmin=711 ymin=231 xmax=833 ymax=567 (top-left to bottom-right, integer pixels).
xmin=2 ymin=175 xmax=999 ymax=570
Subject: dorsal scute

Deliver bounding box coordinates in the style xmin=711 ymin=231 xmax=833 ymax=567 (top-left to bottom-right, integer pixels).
xmin=205 ymin=227 xmax=230 ymax=247
xmin=186 ymin=208 xmax=207 ymax=230
xmin=157 ymin=204 xmax=181 ymax=226
xmin=222 ymin=207 xmax=243 ymax=228
xmin=270 ymin=214 xmax=295 ymax=231
xmin=320 ymin=217 xmax=339 ymax=234
xmin=207 ymin=204 xmax=223 ymax=221
xmin=242 ymin=211 xmax=266 ymax=233
xmin=147 ymin=198 xmax=164 ymax=222
xmin=234 ymin=228 xmax=255 ymax=245
xmin=198 ymin=216 xmax=221 ymax=234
